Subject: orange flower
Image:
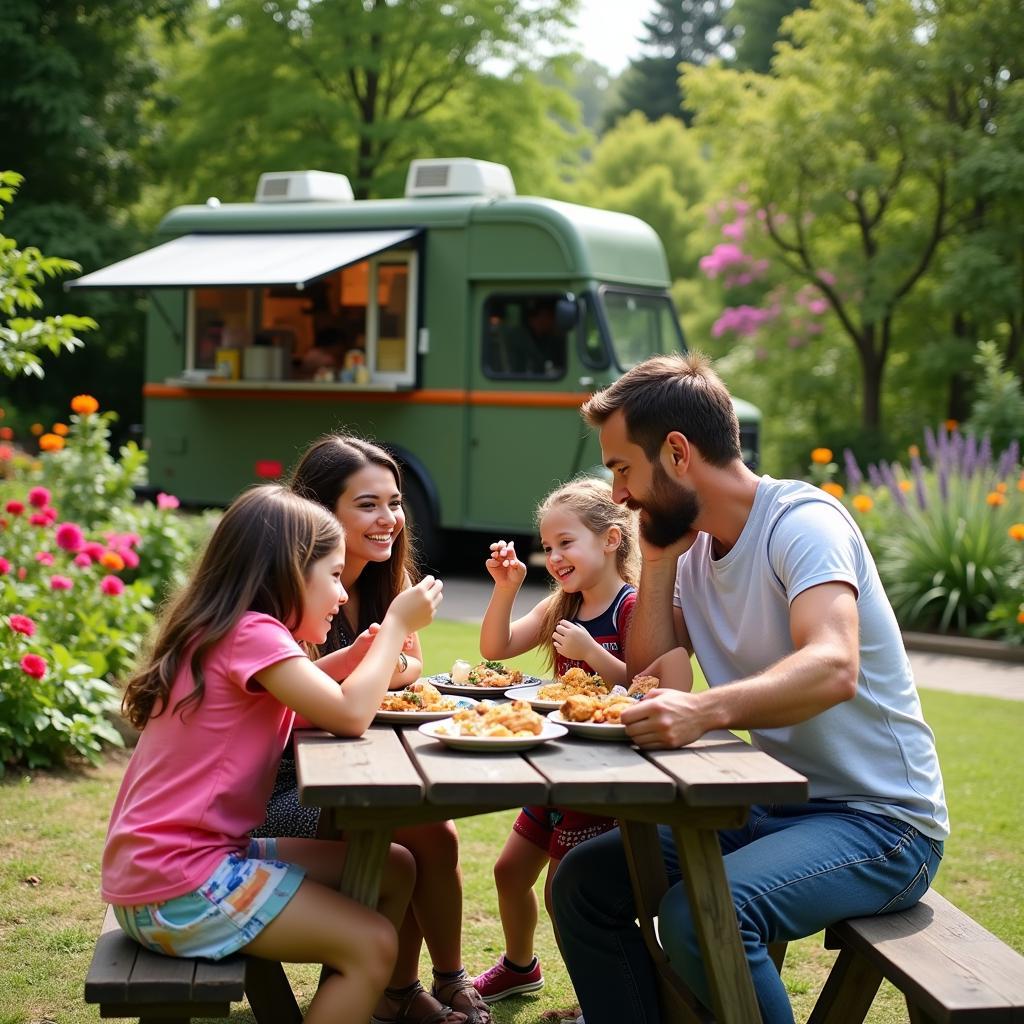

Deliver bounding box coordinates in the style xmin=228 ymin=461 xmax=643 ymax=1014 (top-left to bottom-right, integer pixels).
xmin=944 ymin=419 xmax=959 ymax=432
xmin=908 ymin=444 xmax=920 ymax=458
xmin=1019 ymin=476 xmax=1024 ymax=492
xmin=100 ymin=551 xmax=125 ymax=571
xmin=811 ymin=448 xmax=833 ymax=465
xmin=71 ymin=394 xmax=100 ymax=415
xmin=1009 ymin=524 xmax=1024 ymax=542
xmin=899 ymin=480 xmax=912 ymax=492
xmin=996 ymin=482 xmax=1008 ymax=494
xmin=852 ymin=494 xmax=874 ymax=513
xmin=0 ymin=427 xmax=12 ymax=440
xmin=52 ymin=422 xmax=69 ymax=436
xmin=986 ymin=491 xmax=1006 ymax=506
xmin=38 ymin=433 xmax=65 ymax=452
xmin=821 ymin=482 xmax=844 ymax=498
xmin=1018 ymin=609 xmax=1024 ymax=625
xmin=30 ymin=423 xmax=44 ymax=436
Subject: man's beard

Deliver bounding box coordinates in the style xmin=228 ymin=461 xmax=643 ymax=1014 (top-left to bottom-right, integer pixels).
xmin=631 ymin=462 xmax=700 ymax=548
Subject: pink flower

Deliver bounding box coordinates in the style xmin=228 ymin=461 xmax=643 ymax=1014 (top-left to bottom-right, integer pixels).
xmin=74 ymin=553 xmax=92 ymax=567
xmin=17 ymin=567 xmax=26 ymax=580
xmin=20 ymin=653 xmax=47 ymax=679
xmin=83 ymin=541 xmax=105 ymax=560
xmin=0 ymin=556 xmax=9 ymax=574
xmin=721 ymin=218 xmax=746 ymax=241
xmin=5 ymin=500 xmax=24 ymax=515
xmin=9 ymin=614 xmax=36 ymax=636
xmin=55 ymin=522 xmax=86 ymax=552
xmin=156 ymin=492 xmax=180 ymax=510
xmin=27 ymin=486 xmax=51 ymax=509
xmin=42 ymin=506 xmax=58 ymax=524
xmin=699 ymin=243 xmax=747 ymax=279
xmin=29 ymin=513 xmax=48 ymax=526
xmin=35 ymin=551 xmax=55 ymax=566
xmin=50 ymin=574 xmax=74 ymax=590
xmin=0 ymin=444 xmax=13 ymax=460
xmin=100 ymin=575 xmax=125 ymax=596
xmin=118 ymin=547 xmax=140 ymax=569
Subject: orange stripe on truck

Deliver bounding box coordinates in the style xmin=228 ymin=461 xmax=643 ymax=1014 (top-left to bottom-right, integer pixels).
xmin=142 ymin=383 xmax=589 ymax=409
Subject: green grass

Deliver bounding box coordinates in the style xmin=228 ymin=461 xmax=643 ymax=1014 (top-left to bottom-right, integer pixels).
xmin=1 ymin=620 xmax=1021 ymax=1023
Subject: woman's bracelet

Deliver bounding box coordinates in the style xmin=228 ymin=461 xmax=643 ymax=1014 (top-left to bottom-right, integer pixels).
xmin=397 ymin=651 xmax=409 ymax=673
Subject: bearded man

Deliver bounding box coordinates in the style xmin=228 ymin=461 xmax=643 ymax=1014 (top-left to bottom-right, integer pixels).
xmin=550 ymin=353 xmax=947 ymax=1024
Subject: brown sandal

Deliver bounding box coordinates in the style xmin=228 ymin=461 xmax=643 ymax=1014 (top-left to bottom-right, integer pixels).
xmin=370 ymin=980 xmax=467 ymax=1024
xmin=432 ymin=969 xmax=492 ymax=1024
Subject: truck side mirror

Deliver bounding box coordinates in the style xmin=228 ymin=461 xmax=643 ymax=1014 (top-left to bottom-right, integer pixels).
xmin=554 ymin=295 xmax=580 ymax=332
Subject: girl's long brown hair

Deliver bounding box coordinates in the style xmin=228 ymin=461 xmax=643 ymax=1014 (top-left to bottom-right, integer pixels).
xmin=121 ymin=485 xmax=342 ymax=729
xmin=537 ymin=478 xmax=640 ymax=672
xmin=289 ymin=435 xmax=418 ymax=648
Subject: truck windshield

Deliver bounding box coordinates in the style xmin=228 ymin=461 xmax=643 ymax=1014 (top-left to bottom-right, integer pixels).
xmin=600 ymin=290 xmax=684 ymax=370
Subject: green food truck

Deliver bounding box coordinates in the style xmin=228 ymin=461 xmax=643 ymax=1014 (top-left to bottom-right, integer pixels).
xmin=70 ymin=158 xmax=760 ymax=565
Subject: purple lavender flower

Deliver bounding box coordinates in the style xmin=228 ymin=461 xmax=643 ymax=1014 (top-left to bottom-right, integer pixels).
xmin=844 ymin=448 xmax=863 ymax=491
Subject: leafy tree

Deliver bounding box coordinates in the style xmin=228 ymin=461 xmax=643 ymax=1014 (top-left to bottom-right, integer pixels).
xmin=727 ymin=0 xmax=810 ymax=73
xmin=0 ymin=0 xmax=188 ymax=429
xmin=0 ymin=173 xmax=95 ymax=380
xmin=684 ymin=0 xmax=964 ymax=436
xmin=569 ymin=114 xmax=709 ymax=280
xmin=153 ymin=0 xmax=581 ymax=203
xmin=603 ymin=0 xmax=734 ymax=129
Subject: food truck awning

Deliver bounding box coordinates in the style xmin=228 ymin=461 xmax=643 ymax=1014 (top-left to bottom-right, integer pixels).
xmin=66 ymin=229 xmax=421 ymax=290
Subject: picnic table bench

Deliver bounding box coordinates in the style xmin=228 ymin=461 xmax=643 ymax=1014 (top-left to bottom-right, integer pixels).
xmin=84 ymin=905 xmax=301 ymax=1023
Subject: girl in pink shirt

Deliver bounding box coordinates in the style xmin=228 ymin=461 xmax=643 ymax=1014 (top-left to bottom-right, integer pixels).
xmin=102 ymin=484 xmax=443 ymax=1024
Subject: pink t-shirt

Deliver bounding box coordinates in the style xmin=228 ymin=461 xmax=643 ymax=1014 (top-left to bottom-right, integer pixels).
xmin=102 ymin=612 xmax=305 ymax=904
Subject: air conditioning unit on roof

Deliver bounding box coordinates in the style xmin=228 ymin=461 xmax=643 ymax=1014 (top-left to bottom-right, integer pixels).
xmin=404 ymin=158 xmax=516 ymax=199
xmin=255 ymin=171 xmax=354 ymax=203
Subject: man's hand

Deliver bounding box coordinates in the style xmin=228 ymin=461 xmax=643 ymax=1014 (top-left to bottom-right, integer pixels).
xmin=552 ymin=619 xmax=598 ymax=661
xmin=620 ymin=688 xmax=707 ymax=749
xmin=486 ymin=539 xmax=528 ymax=590
xmin=637 ymin=519 xmax=699 ymax=564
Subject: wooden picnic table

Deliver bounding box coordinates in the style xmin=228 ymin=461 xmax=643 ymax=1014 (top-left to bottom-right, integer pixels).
xmin=293 ymin=724 xmax=808 ymax=1024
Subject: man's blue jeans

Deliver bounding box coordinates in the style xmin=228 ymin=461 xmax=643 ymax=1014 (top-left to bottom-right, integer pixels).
xmin=551 ymin=801 xmax=943 ymax=1024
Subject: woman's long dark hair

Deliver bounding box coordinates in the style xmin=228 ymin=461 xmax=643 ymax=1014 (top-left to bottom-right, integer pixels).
xmin=289 ymin=435 xmax=419 ymax=650
xmin=121 ymin=485 xmax=342 ymax=729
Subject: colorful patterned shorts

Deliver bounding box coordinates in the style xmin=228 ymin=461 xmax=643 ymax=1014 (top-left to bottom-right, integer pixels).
xmin=514 ymin=805 xmax=617 ymax=861
xmin=112 ymin=838 xmax=305 ymax=960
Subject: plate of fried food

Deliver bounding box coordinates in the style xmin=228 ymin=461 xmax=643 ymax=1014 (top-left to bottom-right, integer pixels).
xmin=419 ymin=700 xmax=568 ymax=751
xmin=426 ymin=659 xmax=541 ymax=699
xmin=375 ymin=680 xmax=478 ymax=724
xmin=546 ymin=675 xmax=660 ymax=740
xmin=504 ymin=666 xmax=610 ymax=711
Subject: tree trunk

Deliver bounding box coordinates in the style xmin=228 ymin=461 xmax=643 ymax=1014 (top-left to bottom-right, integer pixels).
xmin=859 ymin=326 xmax=884 ymax=433
xmin=947 ymin=311 xmax=974 ymax=421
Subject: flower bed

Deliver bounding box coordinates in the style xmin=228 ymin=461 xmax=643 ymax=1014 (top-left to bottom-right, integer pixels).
xmin=0 ymin=397 xmax=217 ymax=771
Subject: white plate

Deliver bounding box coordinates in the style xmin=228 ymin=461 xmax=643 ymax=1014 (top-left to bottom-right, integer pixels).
xmin=425 ymin=672 xmax=542 ymax=700
xmin=502 ymin=681 xmax=563 ymax=711
xmin=375 ymin=695 xmax=478 ymax=724
xmin=547 ymin=710 xmax=631 ymax=742
xmin=417 ymin=717 xmax=567 ymax=752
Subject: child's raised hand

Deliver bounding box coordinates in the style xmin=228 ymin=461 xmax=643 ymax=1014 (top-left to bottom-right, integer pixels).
xmin=552 ymin=618 xmax=597 ymax=661
xmin=486 ymin=539 xmax=527 ymax=590
xmin=389 ymin=575 xmax=444 ymax=633
xmin=349 ymin=623 xmax=381 ymax=658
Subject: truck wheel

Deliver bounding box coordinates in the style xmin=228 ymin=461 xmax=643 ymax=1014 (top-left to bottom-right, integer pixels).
xmin=403 ymin=474 xmax=444 ymax=573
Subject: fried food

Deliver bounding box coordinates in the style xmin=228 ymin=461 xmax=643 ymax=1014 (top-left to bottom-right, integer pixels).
xmin=627 ymin=674 xmax=659 ymax=698
xmin=439 ymin=699 xmax=544 ymax=737
xmin=537 ymin=666 xmax=609 ymax=701
xmin=560 ymin=692 xmax=633 ymax=724
xmin=380 ymin=680 xmax=459 ymax=713
xmin=455 ymin=660 xmax=524 ymax=688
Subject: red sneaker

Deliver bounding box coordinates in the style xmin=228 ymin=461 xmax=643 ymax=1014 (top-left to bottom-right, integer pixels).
xmin=472 ymin=957 xmax=544 ymax=1003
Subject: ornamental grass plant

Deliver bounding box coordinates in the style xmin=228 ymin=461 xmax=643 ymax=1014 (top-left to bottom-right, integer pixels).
xmin=808 ymin=428 xmax=1023 ymax=642
xmin=0 ymin=396 xmax=217 ymax=772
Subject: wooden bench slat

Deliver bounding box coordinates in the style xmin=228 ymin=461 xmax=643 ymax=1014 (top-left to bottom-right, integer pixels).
xmin=191 ymin=956 xmax=247 ymax=1000
xmin=125 ymin=945 xmax=200 ymax=1003
xmin=527 ymin=736 xmax=678 ymax=805
xmin=297 ymin=728 xmax=424 ymax=807
xmin=85 ymin=909 xmax=141 ymax=1003
xmin=643 ymin=731 xmax=809 ymax=807
xmin=825 ymin=889 xmax=1024 ymax=1021
xmin=403 ymin=728 xmax=549 ymax=805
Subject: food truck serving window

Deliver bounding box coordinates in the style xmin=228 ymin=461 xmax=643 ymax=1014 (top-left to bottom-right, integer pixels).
xmin=189 ymin=251 xmax=417 ymax=385
xmin=482 ymin=294 xmax=569 ymax=380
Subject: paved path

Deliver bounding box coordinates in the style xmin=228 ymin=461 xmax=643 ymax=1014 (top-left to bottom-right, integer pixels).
xmin=437 ymin=574 xmax=1024 ymax=702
